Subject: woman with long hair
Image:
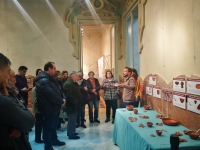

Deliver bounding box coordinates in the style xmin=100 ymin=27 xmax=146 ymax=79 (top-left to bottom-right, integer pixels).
xmin=132 ymin=68 xmax=141 ymax=107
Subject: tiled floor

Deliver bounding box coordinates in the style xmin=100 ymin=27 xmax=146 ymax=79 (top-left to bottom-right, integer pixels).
xmin=29 ymin=114 xmax=120 ymax=150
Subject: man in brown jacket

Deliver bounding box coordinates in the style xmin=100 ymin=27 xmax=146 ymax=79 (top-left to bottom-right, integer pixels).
xmin=114 ymin=67 xmax=136 ymax=107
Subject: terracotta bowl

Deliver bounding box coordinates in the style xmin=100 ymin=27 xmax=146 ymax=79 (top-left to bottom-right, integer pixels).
xmin=162 ymin=118 xmax=179 ymax=126
xmin=143 ymin=105 xmax=151 ymax=110
xmin=147 ymin=122 xmax=153 ymax=127
xmin=133 ymin=109 xmax=138 ymax=114
xmin=126 ymin=105 xmax=134 ymax=111
xmin=156 ymin=130 xmax=162 ymax=136
xmin=188 ymin=131 xmax=200 ymax=139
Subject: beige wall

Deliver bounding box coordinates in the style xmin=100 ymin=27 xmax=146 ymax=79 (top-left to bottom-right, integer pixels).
xmin=82 ymin=24 xmax=113 ymax=78
xmin=82 ymin=32 xmax=102 ymax=76
xmin=140 ymin=0 xmax=200 ymax=82
xmin=0 ymin=0 xmax=78 ymax=75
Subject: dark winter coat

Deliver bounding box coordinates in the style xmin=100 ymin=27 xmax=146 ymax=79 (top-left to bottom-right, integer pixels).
xmin=63 ymin=78 xmax=82 ymax=114
xmin=0 ymin=94 xmax=35 ymax=150
xmin=35 ymin=72 xmax=64 ymax=114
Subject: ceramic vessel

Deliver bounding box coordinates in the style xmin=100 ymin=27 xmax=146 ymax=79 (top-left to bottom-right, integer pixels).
xmin=156 ymin=130 xmax=162 ymax=136
xmin=147 ymin=122 xmax=153 ymax=127
xmin=126 ymin=105 xmax=134 ymax=111
xmin=188 ymin=132 xmax=200 ymax=139
xmin=133 ymin=109 xmax=138 ymax=114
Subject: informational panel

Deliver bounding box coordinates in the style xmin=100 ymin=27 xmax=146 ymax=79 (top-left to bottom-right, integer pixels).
xmin=187 ymin=78 xmax=200 ymax=96
xmin=188 ymin=95 xmax=200 ymax=114
xmin=162 ymin=89 xmax=173 ymax=102
xmin=153 ymin=87 xmax=161 ymax=99
xmin=173 ymin=78 xmax=186 ymax=93
xmin=146 ymin=85 xmax=153 ymax=96
xmin=173 ymin=92 xmax=186 ymax=109
xmin=149 ymin=75 xmax=156 ymax=86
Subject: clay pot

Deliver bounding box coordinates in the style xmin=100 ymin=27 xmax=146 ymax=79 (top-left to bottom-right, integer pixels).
xmin=180 ymin=98 xmax=184 ymax=103
xmin=156 ymin=130 xmax=162 ymax=136
xmin=144 ymin=105 xmax=151 ymax=110
xmin=188 ymin=131 xmax=200 ymax=139
xmin=147 ymin=122 xmax=153 ymax=127
xmin=133 ymin=109 xmax=138 ymax=114
xmin=126 ymin=105 xmax=134 ymax=111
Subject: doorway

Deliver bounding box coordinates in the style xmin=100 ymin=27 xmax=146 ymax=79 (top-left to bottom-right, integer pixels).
xmin=80 ymin=22 xmax=116 ymax=109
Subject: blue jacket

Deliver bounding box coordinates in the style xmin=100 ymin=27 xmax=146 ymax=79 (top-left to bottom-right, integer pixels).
xmin=35 ymin=72 xmax=64 ymax=114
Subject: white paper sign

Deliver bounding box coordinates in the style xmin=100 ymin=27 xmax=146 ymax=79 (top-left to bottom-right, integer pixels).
xmin=149 ymin=75 xmax=156 ymax=86
xmin=146 ymin=86 xmax=152 ymax=96
xmin=188 ymin=95 xmax=200 ymax=114
xmin=187 ymin=78 xmax=200 ymax=96
xmin=173 ymin=78 xmax=186 ymax=93
xmin=162 ymin=89 xmax=173 ymax=102
xmin=153 ymin=87 xmax=161 ymax=99
xmin=173 ymin=92 xmax=186 ymax=109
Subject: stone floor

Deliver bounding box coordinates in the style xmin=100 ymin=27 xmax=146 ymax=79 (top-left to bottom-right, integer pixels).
xmin=29 ymin=114 xmax=120 ymax=150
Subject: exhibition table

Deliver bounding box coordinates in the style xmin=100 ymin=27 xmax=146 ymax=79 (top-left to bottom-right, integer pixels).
xmin=113 ymin=108 xmax=200 ymax=150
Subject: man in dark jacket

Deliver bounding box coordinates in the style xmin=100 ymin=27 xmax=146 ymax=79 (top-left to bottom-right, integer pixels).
xmin=15 ymin=66 xmax=31 ymax=108
xmin=0 ymin=53 xmax=35 ymax=150
xmin=35 ymin=62 xmax=66 ymax=150
xmin=63 ymin=71 xmax=82 ymax=140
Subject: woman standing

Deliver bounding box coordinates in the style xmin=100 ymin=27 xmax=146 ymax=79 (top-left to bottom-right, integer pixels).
xmin=32 ymin=68 xmax=43 ymax=143
xmin=87 ymin=71 xmax=101 ymax=123
xmin=101 ymin=70 xmax=119 ymax=124
xmin=132 ymin=68 xmax=141 ymax=107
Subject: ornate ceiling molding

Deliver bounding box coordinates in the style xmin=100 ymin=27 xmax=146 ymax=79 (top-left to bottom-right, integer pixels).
xmin=64 ymin=0 xmax=123 ymax=60
xmin=92 ymin=0 xmax=104 ymax=10
xmin=123 ymin=0 xmax=137 ymax=18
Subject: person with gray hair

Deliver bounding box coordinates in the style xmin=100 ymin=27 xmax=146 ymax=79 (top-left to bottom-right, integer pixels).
xmin=63 ymin=71 xmax=82 ymax=139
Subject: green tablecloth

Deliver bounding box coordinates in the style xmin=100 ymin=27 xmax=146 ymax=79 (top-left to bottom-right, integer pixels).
xmin=113 ymin=108 xmax=200 ymax=150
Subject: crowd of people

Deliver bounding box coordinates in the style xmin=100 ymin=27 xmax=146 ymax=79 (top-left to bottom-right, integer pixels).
xmin=0 ymin=53 xmax=141 ymax=150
